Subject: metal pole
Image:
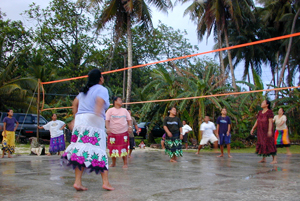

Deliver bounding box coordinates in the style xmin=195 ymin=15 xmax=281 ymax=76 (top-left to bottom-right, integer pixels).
xmin=37 ymin=79 xmax=40 ymax=142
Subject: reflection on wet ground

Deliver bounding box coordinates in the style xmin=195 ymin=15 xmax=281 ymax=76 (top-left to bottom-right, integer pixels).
xmin=0 ymin=152 xmax=300 ymax=200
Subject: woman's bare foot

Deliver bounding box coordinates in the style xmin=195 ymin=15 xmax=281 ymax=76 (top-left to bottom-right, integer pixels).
xmin=122 ymin=165 xmax=128 ymax=168
xmin=195 ymin=152 xmax=199 ymax=155
xmin=7 ymin=155 xmax=13 ymax=158
xmin=47 ymin=153 xmax=51 ymax=156
xmin=128 ymin=155 xmax=131 ymax=158
xmin=170 ymin=159 xmax=177 ymax=162
xmin=287 ymin=152 xmax=292 ymax=156
xmin=258 ymin=159 xmax=266 ymax=163
xmin=109 ymin=164 xmax=116 ymax=167
xmin=102 ymin=184 xmax=114 ymax=191
xmin=1 ymin=155 xmax=4 ymax=158
xmin=217 ymin=154 xmax=224 ymax=158
xmin=228 ymin=155 xmax=232 ymax=158
xmin=73 ymin=184 xmax=88 ymax=191
xmin=270 ymin=160 xmax=277 ymax=164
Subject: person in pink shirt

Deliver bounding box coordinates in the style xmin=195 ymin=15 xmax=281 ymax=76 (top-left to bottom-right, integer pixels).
xmin=106 ymin=97 xmax=132 ymax=168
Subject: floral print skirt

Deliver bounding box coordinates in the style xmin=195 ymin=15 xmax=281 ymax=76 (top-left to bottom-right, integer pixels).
xmin=165 ymin=132 xmax=183 ymax=158
xmin=2 ymin=131 xmax=15 ymax=154
xmin=49 ymin=134 xmax=65 ymax=154
xmin=61 ymin=113 xmax=108 ymax=174
xmin=107 ymin=132 xmax=129 ymax=157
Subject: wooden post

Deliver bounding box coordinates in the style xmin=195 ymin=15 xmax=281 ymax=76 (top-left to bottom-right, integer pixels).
xmin=37 ymin=79 xmax=40 ymax=142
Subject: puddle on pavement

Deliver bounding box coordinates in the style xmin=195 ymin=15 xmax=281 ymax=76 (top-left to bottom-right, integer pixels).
xmin=244 ymin=168 xmax=277 ymax=180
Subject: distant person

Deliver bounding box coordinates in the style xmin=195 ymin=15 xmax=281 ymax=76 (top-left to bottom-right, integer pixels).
xmin=273 ymin=108 xmax=291 ymax=155
xmin=196 ymin=116 xmax=218 ymax=155
xmin=251 ymin=100 xmax=277 ymax=164
xmin=216 ymin=108 xmax=232 ymax=158
xmin=182 ymin=120 xmax=192 ymax=150
xmin=161 ymin=133 xmax=166 ymax=149
xmin=61 ymin=69 xmax=114 ymax=191
xmin=139 ymin=140 xmax=146 ymax=149
xmin=1 ymin=109 xmax=19 ymax=158
xmin=163 ymin=107 xmax=183 ymax=163
xmin=106 ymin=97 xmax=132 ymax=168
xmin=38 ymin=114 xmax=66 ymax=156
xmin=127 ymin=108 xmax=139 ymax=158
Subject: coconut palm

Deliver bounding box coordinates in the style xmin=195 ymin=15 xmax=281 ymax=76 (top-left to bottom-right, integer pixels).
xmin=89 ymin=0 xmax=171 ymax=105
xmin=175 ymin=59 xmax=231 ymax=142
xmin=182 ymin=0 xmax=255 ymax=90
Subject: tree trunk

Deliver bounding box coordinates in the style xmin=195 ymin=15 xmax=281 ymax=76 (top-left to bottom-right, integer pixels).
xmin=218 ymin=32 xmax=225 ymax=76
xmin=276 ymin=8 xmax=300 ymax=99
xmin=224 ymin=29 xmax=237 ymax=90
xmin=106 ymin=34 xmax=119 ymax=84
xmin=122 ymin=54 xmax=127 ymax=100
xmin=126 ymin=14 xmax=133 ymax=108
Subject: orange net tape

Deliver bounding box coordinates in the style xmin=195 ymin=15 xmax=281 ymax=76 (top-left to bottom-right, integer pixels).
xmin=39 ymin=32 xmax=300 ymax=111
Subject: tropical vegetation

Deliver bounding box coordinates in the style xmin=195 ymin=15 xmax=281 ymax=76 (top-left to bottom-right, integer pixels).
xmin=0 ymin=0 xmax=300 ymax=144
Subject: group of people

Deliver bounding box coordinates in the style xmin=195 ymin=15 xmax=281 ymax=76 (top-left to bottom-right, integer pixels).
xmin=1 ymin=69 xmax=292 ymax=192
xmin=1 ymin=110 xmax=66 ymax=158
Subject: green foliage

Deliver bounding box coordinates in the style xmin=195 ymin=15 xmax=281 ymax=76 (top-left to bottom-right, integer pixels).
xmin=230 ymin=141 xmax=245 ymax=149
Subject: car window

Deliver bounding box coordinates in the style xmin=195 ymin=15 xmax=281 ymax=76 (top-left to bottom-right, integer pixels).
xmin=138 ymin=122 xmax=146 ymax=127
xmin=18 ymin=115 xmax=33 ymax=124
xmin=34 ymin=116 xmax=47 ymax=124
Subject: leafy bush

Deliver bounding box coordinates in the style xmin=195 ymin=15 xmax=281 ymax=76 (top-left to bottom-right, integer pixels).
xmin=230 ymin=141 xmax=245 ymax=149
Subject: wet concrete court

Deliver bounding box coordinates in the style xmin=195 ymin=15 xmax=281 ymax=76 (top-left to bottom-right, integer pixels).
xmin=0 ymin=150 xmax=300 ymax=201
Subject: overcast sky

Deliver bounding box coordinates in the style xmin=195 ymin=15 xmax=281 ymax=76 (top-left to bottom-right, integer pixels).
xmin=1 ymin=0 xmax=276 ymax=89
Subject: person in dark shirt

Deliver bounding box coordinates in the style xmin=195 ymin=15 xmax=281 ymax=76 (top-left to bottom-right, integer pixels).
xmin=163 ymin=107 xmax=183 ymax=162
xmin=2 ymin=109 xmax=19 ymax=158
xmin=216 ymin=108 xmax=232 ymax=158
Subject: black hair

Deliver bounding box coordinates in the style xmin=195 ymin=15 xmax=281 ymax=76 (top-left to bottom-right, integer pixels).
xmin=113 ymin=96 xmax=121 ymax=106
xmin=81 ymin=69 xmax=102 ymax=94
xmin=266 ymin=99 xmax=271 ymax=110
xmin=167 ymin=106 xmax=176 ymax=115
xmin=279 ymin=107 xmax=284 ymax=113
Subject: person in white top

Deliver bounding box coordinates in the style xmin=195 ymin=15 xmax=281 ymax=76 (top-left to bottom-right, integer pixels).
xmin=195 ymin=116 xmax=218 ymax=155
xmin=273 ymin=108 xmax=291 ymax=155
xmin=38 ymin=114 xmax=66 ymax=156
xmin=182 ymin=120 xmax=193 ymax=150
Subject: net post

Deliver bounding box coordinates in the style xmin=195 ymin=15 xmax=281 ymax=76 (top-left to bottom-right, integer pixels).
xmin=37 ymin=79 xmax=40 ymax=142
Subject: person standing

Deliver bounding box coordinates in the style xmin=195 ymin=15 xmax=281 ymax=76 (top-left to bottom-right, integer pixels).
xmin=196 ymin=116 xmax=218 ymax=155
xmin=127 ymin=108 xmax=139 ymax=158
xmin=61 ymin=69 xmax=114 ymax=191
xmin=251 ymin=100 xmax=277 ymax=164
xmin=163 ymin=107 xmax=183 ymax=163
xmin=274 ymin=108 xmax=291 ymax=155
xmin=182 ymin=120 xmax=192 ymax=150
xmin=216 ymin=108 xmax=232 ymax=158
xmin=1 ymin=109 xmax=19 ymax=158
xmin=106 ymin=97 xmax=132 ymax=168
xmin=38 ymin=114 xmax=66 ymax=156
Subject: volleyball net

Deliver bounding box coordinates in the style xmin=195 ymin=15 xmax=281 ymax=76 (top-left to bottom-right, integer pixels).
xmin=39 ymin=32 xmax=300 ymax=112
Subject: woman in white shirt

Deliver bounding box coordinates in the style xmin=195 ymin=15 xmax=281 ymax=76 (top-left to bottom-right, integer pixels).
xmin=273 ymin=108 xmax=291 ymax=155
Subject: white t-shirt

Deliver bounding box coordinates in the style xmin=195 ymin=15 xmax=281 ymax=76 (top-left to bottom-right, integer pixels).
xmin=182 ymin=124 xmax=192 ymax=135
xmin=200 ymin=121 xmax=216 ymax=138
xmin=273 ymin=115 xmax=287 ymax=130
xmin=43 ymin=120 xmax=65 ymax=138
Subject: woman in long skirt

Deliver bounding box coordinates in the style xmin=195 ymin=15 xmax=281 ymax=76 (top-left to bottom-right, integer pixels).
xmin=163 ymin=107 xmax=183 ymax=162
xmin=106 ymin=97 xmax=132 ymax=168
xmin=61 ymin=69 xmax=114 ymax=191
xmin=1 ymin=109 xmax=19 ymax=158
xmin=38 ymin=114 xmax=66 ymax=155
xmin=251 ymin=100 xmax=277 ymax=164
xmin=273 ymin=108 xmax=291 ymax=155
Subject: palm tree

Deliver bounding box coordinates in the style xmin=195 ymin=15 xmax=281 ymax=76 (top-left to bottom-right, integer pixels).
xmin=182 ymin=0 xmax=255 ymax=90
xmin=175 ymin=59 xmax=231 ymax=142
xmin=90 ymin=0 xmax=171 ymax=105
xmin=0 ymin=56 xmax=37 ymax=111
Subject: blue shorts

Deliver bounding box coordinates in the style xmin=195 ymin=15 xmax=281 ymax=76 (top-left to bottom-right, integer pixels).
xmin=218 ymin=133 xmax=231 ymax=145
